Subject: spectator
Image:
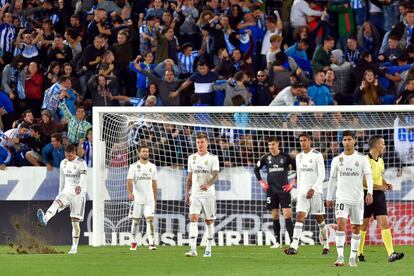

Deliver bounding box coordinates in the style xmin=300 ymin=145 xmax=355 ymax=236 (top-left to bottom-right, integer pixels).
xmin=153 ymin=58 xmax=181 ymax=80
xmin=269 ymin=82 xmax=307 ymax=106
xmin=0 ymin=142 xmax=12 ymax=169
xmin=77 ymin=128 xmax=93 ymax=167
xmin=23 ymin=62 xmax=44 ymax=117
xmin=5 ymin=124 xmax=47 ymax=166
xmin=42 ymin=76 xmax=71 ymax=121
xmin=357 ymin=21 xmax=381 ymax=56
xmin=14 ymin=28 xmax=43 ymax=65
xmin=41 ymin=132 xmax=65 ymax=170
xmin=397 ymin=78 xmax=414 ymax=104
xmin=172 ymin=61 xmax=219 ymax=105
xmin=307 ymin=70 xmax=335 ymax=106
xmin=354 ymin=69 xmax=385 ymax=105
xmin=78 ymin=34 xmax=106 ymax=98
xmin=0 ymin=10 xmax=16 ymax=66
xmin=47 ymin=33 xmax=73 ymax=64
xmin=214 ymin=71 xmax=250 ymax=106
xmin=87 ymin=74 xmax=116 ymax=106
xmin=345 ymin=35 xmax=362 ymax=67
xmin=39 ymin=110 xmax=62 ymax=143
xmin=312 ymin=35 xmax=335 ymax=72
xmin=0 ymin=90 xmax=14 ymax=130
xmin=129 ymin=52 xmax=155 ymax=98
xmin=290 ymin=0 xmax=323 ymax=28
xmin=59 ymin=102 xmax=92 ymax=145
xmin=252 ymin=70 xmax=275 ymax=106
xmin=132 ymin=61 xmax=182 ymax=106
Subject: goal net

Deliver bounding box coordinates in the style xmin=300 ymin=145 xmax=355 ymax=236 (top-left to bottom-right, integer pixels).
xmin=92 ymin=106 xmax=414 ymax=247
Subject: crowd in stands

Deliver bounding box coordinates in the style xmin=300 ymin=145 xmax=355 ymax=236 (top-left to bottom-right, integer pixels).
xmin=1 ymin=0 xmax=414 ymax=170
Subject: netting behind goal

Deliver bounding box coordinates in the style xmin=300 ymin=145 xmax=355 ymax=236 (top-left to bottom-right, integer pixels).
xmin=92 ymin=106 xmax=414 ymax=247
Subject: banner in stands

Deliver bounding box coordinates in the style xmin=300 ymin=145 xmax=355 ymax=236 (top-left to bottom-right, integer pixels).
xmin=1 ymin=166 xmax=414 ymax=201
xmin=1 ymin=167 xmax=414 ymax=245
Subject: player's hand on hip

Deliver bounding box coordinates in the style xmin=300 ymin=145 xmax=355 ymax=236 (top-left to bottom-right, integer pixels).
xmin=200 ymin=183 xmax=210 ymax=191
xmin=259 ymin=180 xmax=269 ymax=192
xmin=326 ymin=200 xmax=334 ymax=209
xmin=75 ymin=186 xmax=81 ymax=195
xmin=128 ymin=193 xmax=134 ymax=201
xmin=282 ymin=183 xmax=294 ymax=193
xmin=365 ymin=193 xmax=373 ymax=205
xmin=306 ymin=188 xmax=315 ymax=199
xmin=386 ymin=183 xmax=393 ymax=191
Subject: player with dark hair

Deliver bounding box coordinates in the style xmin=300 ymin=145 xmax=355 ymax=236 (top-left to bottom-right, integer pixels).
xmin=37 ymin=144 xmax=87 ymax=254
xmin=357 ymin=135 xmax=404 ymax=262
xmin=284 ymin=133 xmax=329 ymax=255
xmin=254 ymin=137 xmax=295 ymax=248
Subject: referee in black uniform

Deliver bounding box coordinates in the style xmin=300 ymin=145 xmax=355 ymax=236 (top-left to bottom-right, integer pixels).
xmin=254 ymin=137 xmax=295 ymax=247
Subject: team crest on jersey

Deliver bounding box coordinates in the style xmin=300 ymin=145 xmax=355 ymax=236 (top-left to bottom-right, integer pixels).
xmin=137 ymin=164 xmax=141 ymax=170
xmin=149 ymin=168 xmax=152 ymax=172
xmin=355 ymin=161 xmax=359 ymax=167
xmin=280 ymin=158 xmax=284 ymax=164
xmin=205 ymin=160 xmax=208 ymax=165
xmin=339 ymin=157 xmax=344 ymax=166
xmin=193 ymin=155 xmax=197 ymax=164
xmin=64 ymin=160 xmax=67 ymax=165
xmin=309 ymin=159 xmax=312 ymax=163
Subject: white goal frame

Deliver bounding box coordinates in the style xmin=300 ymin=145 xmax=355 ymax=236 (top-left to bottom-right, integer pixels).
xmin=92 ymin=105 xmax=414 ymax=246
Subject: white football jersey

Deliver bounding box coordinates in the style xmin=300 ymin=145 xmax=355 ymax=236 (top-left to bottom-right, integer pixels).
xmin=188 ymin=152 xmax=220 ymax=198
xmin=59 ymin=157 xmax=88 ymax=195
xmin=127 ymin=161 xmax=157 ymax=204
xmin=327 ymin=151 xmax=373 ymax=204
xmin=296 ymin=149 xmax=325 ymax=195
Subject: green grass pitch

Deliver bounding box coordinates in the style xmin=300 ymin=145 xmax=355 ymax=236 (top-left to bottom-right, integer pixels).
xmin=0 ymin=245 xmax=412 ymax=275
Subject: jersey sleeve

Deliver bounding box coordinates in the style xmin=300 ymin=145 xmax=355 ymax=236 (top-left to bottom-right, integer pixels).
xmin=295 ymin=154 xmax=301 ymax=187
xmin=79 ymin=161 xmax=88 ymax=193
xmin=327 ymin=157 xmax=338 ymax=201
xmin=312 ymin=153 xmax=326 ymax=191
xmin=59 ymin=160 xmax=65 ymax=193
xmin=187 ymin=156 xmax=192 ymax=173
xmin=212 ymin=155 xmax=220 ymax=171
xmin=363 ymin=156 xmax=374 ymax=195
xmin=254 ymin=154 xmax=267 ymax=181
xmin=152 ymin=164 xmax=158 ymax=180
xmin=127 ymin=165 xmax=134 ymax=180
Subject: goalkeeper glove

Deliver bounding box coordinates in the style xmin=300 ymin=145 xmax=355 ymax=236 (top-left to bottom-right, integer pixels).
xmin=282 ymin=183 xmax=294 ymax=193
xmin=259 ymin=180 xmax=269 ymax=192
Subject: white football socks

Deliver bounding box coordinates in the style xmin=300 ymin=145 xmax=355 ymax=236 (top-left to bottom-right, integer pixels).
xmin=319 ymin=221 xmax=329 ymax=249
xmin=291 ymin=222 xmax=303 ymax=250
xmin=131 ymin=219 xmax=140 ymax=243
xmin=206 ymin=223 xmax=214 ymax=252
xmin=45 ymin=201 xmax=60 ymax=223
xmin=146 ymin=219 xmax=155 ymax=246
xmin=336 ymin=231 xmax=346 ymax=259
xmin=71 ymin=221 xmax=80 ymax=249
xmin=189 ymin=222 xmax=198 ymax=252
xmin=350 ymin=233 xmax=361 ymax=259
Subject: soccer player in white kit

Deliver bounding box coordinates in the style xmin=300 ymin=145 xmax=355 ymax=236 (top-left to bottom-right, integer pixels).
xmin=127 ymin=145 xmax=158 ymax=251
xmin=185 ymin=133 xmax=220 ymax=257
xmin=37 ymin=144 xmax=87 ymax=254
xmin=327 ymin=131 xmax=373 ymax=267
xmin=284 ymin=133 xmax=329 ymax=255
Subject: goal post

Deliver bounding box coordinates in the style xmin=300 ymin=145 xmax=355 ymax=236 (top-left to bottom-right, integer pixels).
xmin=92 ymin=105 xmax=414 ymax=247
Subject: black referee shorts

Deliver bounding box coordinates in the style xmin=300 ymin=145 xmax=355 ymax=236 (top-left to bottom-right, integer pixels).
xmin=266 ymin=192 xmax=292 ymax=210
xmin=363 ymin=190 xmax=388 ymax=219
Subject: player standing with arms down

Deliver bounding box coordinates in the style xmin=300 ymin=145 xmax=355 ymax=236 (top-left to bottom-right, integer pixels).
xmin=284 ymin=133 xmax=329 ymax=255
xmin=37 ymin=144 xmax=87 ymax=254
xmin=254 ymin=137 xmax=295 ymax=248
xmin=357 ymin=135 xmax=404 ymax=262
xmin=127 ymin=145 xmax=158 ymax=251
xmin=185 ymin=133 xmax=219 ymax=257
xmin=327 ymin=131 xmax=374 ymax=267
